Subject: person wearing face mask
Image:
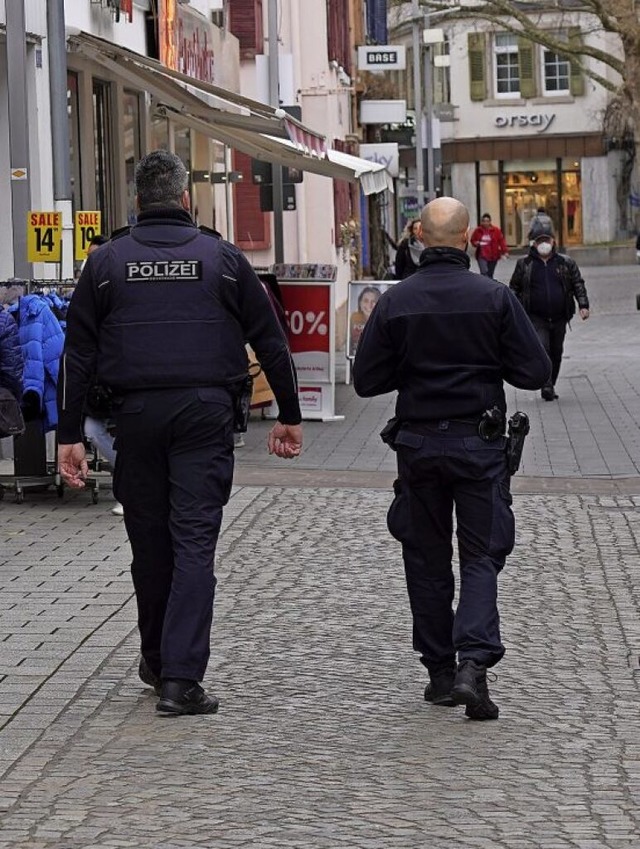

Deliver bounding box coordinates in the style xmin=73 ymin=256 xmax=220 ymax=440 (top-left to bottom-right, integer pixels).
xmin=509 ymin=222 xmax=590 ymax=402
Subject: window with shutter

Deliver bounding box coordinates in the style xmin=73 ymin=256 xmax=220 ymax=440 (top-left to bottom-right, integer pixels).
xmin=228 ymin=0 xmax=264 ymax=60
xmin=232 ymin=150 xmax=271 ymax=250
xmin=468 ymin=32 xmax=487 ymax=101
xmin=493 ymin=32 xmax=519 ymax=98
xmin=568 ymin=27 xmax=585 ymax=97
xmin=518 ymin=37 xmax=537 ymax=98
xmin=542 ymin=48 xmax=570 ymax=95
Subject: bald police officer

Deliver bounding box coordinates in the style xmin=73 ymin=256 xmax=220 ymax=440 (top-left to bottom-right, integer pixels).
xmin=58 ymin=150 xmax=303 ymax=716
xmin=353 ymin=197 xmax=550 ymax=720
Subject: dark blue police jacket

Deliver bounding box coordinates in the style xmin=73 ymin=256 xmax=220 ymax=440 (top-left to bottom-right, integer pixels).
xmin=352 ymin=247 xmax=551 ymax=422
xmin=57 ymin=208 xmax=301 ymax=443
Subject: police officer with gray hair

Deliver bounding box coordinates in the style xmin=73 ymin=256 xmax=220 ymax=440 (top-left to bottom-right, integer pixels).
xmin=58 ymin=150 xmax=303 ymax=716
xmin=353 ymin=197 xmax=550 ymax=721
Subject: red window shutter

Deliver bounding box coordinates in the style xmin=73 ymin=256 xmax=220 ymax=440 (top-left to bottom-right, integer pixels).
xmin=233 ymin=151 xmax=270 ymax=250
xmin=228 ymin=0 xmax=264 ymax=60
xmin=332 ymin=139 xmax=353 ymax=248
xmin=327 ymin=0 xmax=351 ymax=76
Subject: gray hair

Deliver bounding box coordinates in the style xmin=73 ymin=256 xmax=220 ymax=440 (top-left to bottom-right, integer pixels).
xmin=135 ymin=150 xmax=189 ymax=210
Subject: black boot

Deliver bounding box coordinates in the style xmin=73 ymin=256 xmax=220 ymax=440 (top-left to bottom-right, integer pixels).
xmin=424 ymin=667 xmax=456 ymax=707
xmin=138 ymin=656 xmax=162 ymax=696
xmin=156 ymin=679 xmax=220 ymax=716
xmin=451 ymin=660 xmax=499 ymax=720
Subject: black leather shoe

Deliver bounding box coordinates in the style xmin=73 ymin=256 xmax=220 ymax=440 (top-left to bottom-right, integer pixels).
xmin=156 ymin=679 xmax=219 ymax=716
xmin=451 ymin=660 xmax=499 ymax=720
xmin=541 ymin=387 xmax=556 ymax=401
xmin=424 ymin=669 xmax=456 ymax=707
xmin=138 ymin=657 xmax=162 ymax=696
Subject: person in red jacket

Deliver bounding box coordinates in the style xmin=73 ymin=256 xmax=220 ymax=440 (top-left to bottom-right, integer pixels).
xmin=470 ymin=213 xmax=509 ymax=279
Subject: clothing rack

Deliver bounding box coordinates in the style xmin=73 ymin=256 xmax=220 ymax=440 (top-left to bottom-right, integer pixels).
xmin=0 ymin=279 xmax=102 ymax=504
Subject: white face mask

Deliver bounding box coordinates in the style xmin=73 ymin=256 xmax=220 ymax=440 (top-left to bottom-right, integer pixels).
xmin=536 ymin=241 xmax=553 ymax=257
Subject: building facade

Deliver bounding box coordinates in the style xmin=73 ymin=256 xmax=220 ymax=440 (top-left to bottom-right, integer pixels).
xmin=388 ymin=4 xmax=628 ymax=248
xmin=1 ymin=0 xmax=388 ymax=300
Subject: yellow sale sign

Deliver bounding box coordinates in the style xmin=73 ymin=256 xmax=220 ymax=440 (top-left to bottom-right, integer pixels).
xmin=74 ymin=211 xmax=103 ymax=260
xmin=27 ymin=211 xmax=62 ymax=262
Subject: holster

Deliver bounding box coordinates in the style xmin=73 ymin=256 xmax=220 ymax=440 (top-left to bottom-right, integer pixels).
xmin=380 ymin=416 xmax=402 ymax=451
xmin=232 ymin=373 xmax=254 ymax=433
xmin=506 ymin=411 xmax=530 ymax=475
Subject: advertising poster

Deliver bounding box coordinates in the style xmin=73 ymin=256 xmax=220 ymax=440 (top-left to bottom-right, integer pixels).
xmin=347 ymin=280 xmax=397 ymax=358
xmin=280 ymin=282 xmax=331 ymax=384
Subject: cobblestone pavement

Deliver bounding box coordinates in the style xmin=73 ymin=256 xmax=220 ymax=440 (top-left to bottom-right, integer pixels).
xmin=2 ymin=262 xmax=640 ymax=848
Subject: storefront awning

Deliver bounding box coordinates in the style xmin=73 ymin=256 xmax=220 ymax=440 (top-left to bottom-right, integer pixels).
xmin=67 ymin=31 xmax=391 ymax=194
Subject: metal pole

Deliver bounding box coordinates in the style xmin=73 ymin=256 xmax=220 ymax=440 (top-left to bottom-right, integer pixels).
xmin=268 ymin=0 xmax=284 ymax=263
xmin=6 ymin=0 xmax=32 ymax=278
xmin=224 ymin=145 xmax=235 ymax=243
xmin=47 ymin=0 xmax=73 ymax=278
xmin=412 ymin=0 xmax=424 ymax=206
xmin=424 ymin=44 xmax=435 ymax=201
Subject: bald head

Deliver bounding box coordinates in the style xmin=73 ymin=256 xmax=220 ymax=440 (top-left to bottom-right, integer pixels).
xmin=420 ymin=197 xmax=470 ymax=249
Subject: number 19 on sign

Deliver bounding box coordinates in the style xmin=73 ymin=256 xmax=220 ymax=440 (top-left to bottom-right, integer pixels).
xmin=75 ymin=211 xmax=102 ymax=260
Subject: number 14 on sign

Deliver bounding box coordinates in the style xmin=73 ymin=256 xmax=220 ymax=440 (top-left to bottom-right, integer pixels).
xmin=27 ymin=211 xmax=62 ymax=263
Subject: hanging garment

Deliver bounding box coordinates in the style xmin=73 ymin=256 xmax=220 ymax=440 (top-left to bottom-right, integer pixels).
xmin=9 ymin=295 xmax=65 ymax=431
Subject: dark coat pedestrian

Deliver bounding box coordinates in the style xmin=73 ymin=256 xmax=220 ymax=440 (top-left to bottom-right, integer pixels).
xmin=509 ymin=229 xmax=589 ymax=401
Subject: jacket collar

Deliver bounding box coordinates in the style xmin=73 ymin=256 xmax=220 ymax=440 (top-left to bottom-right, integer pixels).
xmin=135 ymin=208 xmax=195 ymax=227
xmin=419 ymin=246 xmax=471 ymax=270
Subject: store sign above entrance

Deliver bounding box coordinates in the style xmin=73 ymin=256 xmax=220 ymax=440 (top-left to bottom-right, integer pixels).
xmin=160 ymin=0 xmax=215 ymax=83
xmin=357 ymin=46 xmax=406 ymax=71
xmin=494 ymin=113 xmax=556 ymax=133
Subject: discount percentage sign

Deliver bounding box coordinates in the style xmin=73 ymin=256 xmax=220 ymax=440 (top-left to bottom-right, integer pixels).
xmin=287 ymin=310 xmax=328 ymax=336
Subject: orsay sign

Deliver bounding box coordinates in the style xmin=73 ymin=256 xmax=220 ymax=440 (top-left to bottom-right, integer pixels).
xmin=494 ymin=113 xmax=556 ymax=133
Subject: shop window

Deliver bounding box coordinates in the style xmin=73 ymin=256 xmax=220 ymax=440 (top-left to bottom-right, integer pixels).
xmin=67 ymin=72 xmax=82 ymax=213
xmin=93 ymin=80 xmax=116 ymax=232
xmin=123 ymin=90 xmax=142 ymax=226
xmin=151 ymin=115 xmax=170 ymax=151
xmin=174 ymin=127 xmax=192 ymax=190
xmin=494 ymin=33 xmax=519 ymax=98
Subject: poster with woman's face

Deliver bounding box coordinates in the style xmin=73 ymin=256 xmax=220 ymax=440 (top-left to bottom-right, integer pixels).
xmin=347 ymin=281 xmax=396 ymax=358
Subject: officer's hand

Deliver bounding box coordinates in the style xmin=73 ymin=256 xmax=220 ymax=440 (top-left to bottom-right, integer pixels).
xmin=58 ymin=443 xmax=89 ymax=488
xmin=268 ymin=423 xmax=303 ymax=459
xmin=579 ymin=308 xmax=590 ymax=320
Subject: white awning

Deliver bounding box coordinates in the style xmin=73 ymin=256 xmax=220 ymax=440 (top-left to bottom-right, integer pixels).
xmin=67 ymin=31 xmax=391 ymax=194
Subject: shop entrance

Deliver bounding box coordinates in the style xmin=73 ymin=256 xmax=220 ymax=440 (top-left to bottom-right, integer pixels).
xmin=479 ymin=159 xmax=583 ymax=248
xmin=504 ymin=170 xmax=559 ymax=247
xmin=503 ymin=161 xmax=582 ymax=248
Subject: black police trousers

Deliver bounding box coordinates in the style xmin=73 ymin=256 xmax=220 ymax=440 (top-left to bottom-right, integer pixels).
xmin=112 ymin=386 xmax=234 ymax=682
xmin=387 ymin=421 xmax=515 ymax=673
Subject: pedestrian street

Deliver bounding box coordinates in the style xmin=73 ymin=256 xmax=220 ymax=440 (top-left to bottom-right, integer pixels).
xmin=1 ymin=261 xmax=640 ymax=847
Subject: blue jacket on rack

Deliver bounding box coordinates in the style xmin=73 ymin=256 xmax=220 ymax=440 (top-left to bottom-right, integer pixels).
xmin=0 ymin=308 xmax=24 ymax=401
xmin=8 ymin=296 xmax=64 ymax=431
